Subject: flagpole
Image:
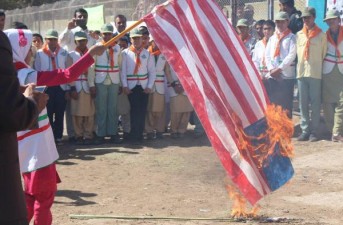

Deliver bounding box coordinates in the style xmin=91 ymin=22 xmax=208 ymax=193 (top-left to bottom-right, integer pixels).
xmin=103 ymin=19 xmax=144 ymax=47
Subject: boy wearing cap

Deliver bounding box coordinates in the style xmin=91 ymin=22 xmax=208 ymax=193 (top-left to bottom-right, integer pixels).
xmin=89 ymin=24 xmax=122 ymax=144
xmin=67 ymin=31 xmax=96 ymax=145
xmin=322 ymin=10 xmax=343 ymax=142
xmin=121 ymin=28 xmax=156 ymax=144
xmin=264 ymin=12 xmax=297 ymax=118
xmin=34 ymin=29 xmax=69 ymax=145
xmin=296 ymin=7 xmax=327 ymax=142
xmin=236 ymin=19 xmax=256 ymax=56
xmin=139 ymin=26 xmax=151 ymax=49
xmin=252 ymin=20 xmax=275 ymax=79
xmin=279 ymin=0 xmax=303 ymax=34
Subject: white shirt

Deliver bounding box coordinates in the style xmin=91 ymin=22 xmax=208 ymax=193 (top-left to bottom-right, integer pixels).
xmin=59 ymin=26 xmax=96 ymax=52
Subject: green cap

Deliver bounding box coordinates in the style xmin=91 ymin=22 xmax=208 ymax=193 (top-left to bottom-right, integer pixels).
xmin=74 ymin=31 xmax=87 ymax=41
xmin=101 ymin=23 xmax=114 ymax=33
xmin=324 ymin=9 xmax=340 ymax=21
xmin=45 ymin=29 xmax=58 ymax=39
xmin=130 ymin=28 xmax=143 ymax=38
xmin=302 ymin=7 xmax=316 ymax=18
xmin=275 ymin=11 xmax=289 ymax=21
xmin=236 ymin=19 xmax=248 ymax=27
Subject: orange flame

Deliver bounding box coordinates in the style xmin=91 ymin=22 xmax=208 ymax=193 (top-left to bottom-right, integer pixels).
xmin=226 ymin=185 xmax=261 ymax=218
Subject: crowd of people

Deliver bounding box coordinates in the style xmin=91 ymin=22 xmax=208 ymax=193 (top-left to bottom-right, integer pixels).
xmin=237 ymin=0 xmax=343 ymax=143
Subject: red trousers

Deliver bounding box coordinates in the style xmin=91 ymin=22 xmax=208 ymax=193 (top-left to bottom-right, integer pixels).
xmin=25 ymin=191 xmax=55 ymax=225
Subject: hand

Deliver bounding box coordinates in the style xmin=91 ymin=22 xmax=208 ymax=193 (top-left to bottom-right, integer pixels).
xmin=270 ymin=68 xmax=282 ymax=78
xmin=88 ymin=45 xmax=106 ymax=57
xmin=70 ymin=91 xmax=78 ymax=100
xmin=90 ymin=87 xmax=96 ymax=98
xmin=173 ymin=84 xmax=184 ymax=94
xmin=144 ymin=88 xmax=152 ymax=94
xmin=123 ymin=87 xmax=131 ymax=95
xmin=67 ymin=19 xmax=76 ymax=30
xmin=23 ymin=83 xmax=35 ymax=97
xmin=118 ymin=86 xmax=123 ymax=95
xmin=32 ymin=92 xmax=49 ymax=113
xmin=89 ymin=31 xmax=99 ymax=40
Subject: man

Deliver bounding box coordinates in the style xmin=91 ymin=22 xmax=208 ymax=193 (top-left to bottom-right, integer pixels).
xmin=322 ymin=10 xmax=343 ymax=142
xmin=113 ymin=14 xmax=130 ymax=42
xmin=0 ymin=30 xmax=44 ymax=225
xmin=254 ymin=19 xmax=266 ymax=40
xmin=121 ymin=28 xmax=156 ymax=144
xmin=59 ymin=8 xmax=97 ymax=142
xmin=252 ymin=20 xmax=275 ymax=79
xmin=89 ymin=24 xmax=122 ymax=144
xmin=265 ymin=12 xmax=297 ymax=118
xmin=279 ymin=0 xmax=303 ymax=34
xmin=34 ymin=29 xmax=69 ymax=145
xmin=236 ymin=18 xmax=256 ymax=56
xmin=236 ymin=2 xmax=245 ymax=21
xmin=296 ymin=7 xmax=327 ymax=142
xmin=0 ymin=9 xmax=5 ymax=31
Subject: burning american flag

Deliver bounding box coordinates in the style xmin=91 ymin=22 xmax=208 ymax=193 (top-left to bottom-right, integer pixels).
xmin=143 ymin=0 xmax=294 ymax=205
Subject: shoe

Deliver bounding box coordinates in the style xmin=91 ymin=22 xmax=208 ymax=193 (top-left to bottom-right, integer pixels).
xmin=123 ymin=132 xmax=130 ymax=140
xmin=55 ymin=138 xmax=64 ymax=146
xmin=171 ymin=133 xmax=178 ymax=139
xmin=146 ymin=132 xmax=155 ymax=140
xmin=111 ymin=135 xmax=123 ymax=144
xmin=332 ymin=134 xmax=343 ymax=142
xmin=156 ymin=132 xmax=164 ymax=139
xmin=92 ymin=136 xmax=105 ymax=145
xmin=297 ymin=133 xmax=309 ymax=141
xmin=83 ymin=138 xmax=93 ymax=145
xmin=309 ymin=134 xmax=319 ymax=142
xmin=75 ymin=137 xmax=84 ymax=145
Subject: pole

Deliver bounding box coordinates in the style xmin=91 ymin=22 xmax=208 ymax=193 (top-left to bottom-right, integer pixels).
xmin=103 ymin=19 xmax=144 ymax=47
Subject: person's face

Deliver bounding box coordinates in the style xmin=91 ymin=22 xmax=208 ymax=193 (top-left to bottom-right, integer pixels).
xmin=237 ymin=26 xmax=249 ymax=36
xmin=275 ymin=20 xmax=289 ymax=32
xmin=45 ymin=38 xmax=58 ymax=51
xmin=142 ymin=34 xmax=150 ymax=49
xmin=0 ymin=15 xmax=5 ymax=31
xmin=75 ymin=39 xmax=88 ymax=50
xmin=118 ymin=40 xmax=128 ymax=50
xmin=326 ymin=17 xmax=340 ymax=31
xmin=263 ymin=24 xmax=274 ymax=39
xmin=101 ymin=32 xmax=113 ymax=42
xmin=237 ymin=6 xmax=245 ymax=19
xmin=303 ymin=15 xmax=315 ymax=28
xmin=32 ymin=36 xmax=43 ymax=49
xmin=75 ymin=12 xmax=88 ymax=27
xmin=115 ymin=17 xmax=127 ymax=33
xmin=131 ymin=36 xmax=143 ymax=49
xmin=279 ymin=3 xmax=291 ymax=14
xmin=255 ymin=24 xmax=263 ymax=38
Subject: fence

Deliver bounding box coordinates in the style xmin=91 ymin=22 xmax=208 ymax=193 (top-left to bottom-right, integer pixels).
xmin=4 ymin=0 xmax=307 ymax=35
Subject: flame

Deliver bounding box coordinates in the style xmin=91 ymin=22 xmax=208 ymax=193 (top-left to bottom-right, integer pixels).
xmin=226 ymin=185 xmax=261 ymax=218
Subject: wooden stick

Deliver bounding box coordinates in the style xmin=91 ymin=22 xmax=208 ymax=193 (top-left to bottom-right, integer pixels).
xmin=103 ymin=19 xmax=144 ymax=47
xmin=69 ymin=214 xmax=235 ymax=222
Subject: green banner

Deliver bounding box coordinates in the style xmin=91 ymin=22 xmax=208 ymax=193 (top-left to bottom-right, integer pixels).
xmin=84 ymin=5 xmax=104 ymax=31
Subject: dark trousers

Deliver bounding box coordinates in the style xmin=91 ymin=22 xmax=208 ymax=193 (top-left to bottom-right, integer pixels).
xmin=263 ymin=78 xmax=295 ymax=119
xmin=46 ymin=86 xmax=67 ymax=139
xmin=128 ymin=85 xmax=149 ymax=140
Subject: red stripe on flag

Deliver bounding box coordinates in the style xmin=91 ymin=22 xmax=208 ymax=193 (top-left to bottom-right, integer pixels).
xmin=144 ymin=10 xmax=267 ymax=204
xmin=17 ymin=123 xmax=51 ymax=141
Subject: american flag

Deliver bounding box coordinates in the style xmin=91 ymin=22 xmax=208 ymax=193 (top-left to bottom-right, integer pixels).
xmin=144 ymin=0 xmax=294 ymax=205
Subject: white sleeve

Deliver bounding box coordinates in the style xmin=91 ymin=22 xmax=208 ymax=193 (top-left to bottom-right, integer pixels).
xmin=120 ymin=51 xmax=128 ymax=88
xmin=278 ymin=35 xmax=296 ymax=72
xmin=59 ymin=28 xmax=73 ymax=48
xmin=147 ymin=53 xmax=156 ymax=89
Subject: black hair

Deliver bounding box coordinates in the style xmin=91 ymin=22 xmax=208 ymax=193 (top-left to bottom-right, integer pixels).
xmin=13 ymin=21 xmax=28 ymax=29
xmin=74 ymin=8 xmax=88 ymax=17
xmin=263 ymin=20 xmax=276 ymax=30
xmin=33 ymin=33 xmax=43 ymax=42
xmin=120 ymin=36 xmax=129 ymax=44
xmin=281 ymin=0 xmax=295 ymax=8
xmin=138 ymin=26 xmax=149 ymax=35
xmin=115 ymin=14 xmax=127 ymax=22
xmin=255 ymin=20 xmax=266 ymax=27
xmin=0 ymin=9 xmax=5 ymax=17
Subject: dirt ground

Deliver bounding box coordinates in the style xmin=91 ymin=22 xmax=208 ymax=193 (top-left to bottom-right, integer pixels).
xmin=50 ymin=118 xmax=343 ymax=225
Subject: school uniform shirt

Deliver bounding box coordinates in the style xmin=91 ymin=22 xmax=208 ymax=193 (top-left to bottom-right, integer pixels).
xmin=252 ymin=39 xmax=268 ymax=78
xmin=323 ymin=27 xmax=343 ymax=75
xmin=34 ymin=46 xmax=69 ymax=90
xmin=265 ymin=31 xmax=297 ymax=79
xmin=121 ymin=47 xmax=156 ymax=90
xmin=59 ymin=26 xmax=97 ymax=52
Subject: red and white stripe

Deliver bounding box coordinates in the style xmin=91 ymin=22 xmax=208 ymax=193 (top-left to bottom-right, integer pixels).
xmin=144 ymin=0 xmax=271 ymax=204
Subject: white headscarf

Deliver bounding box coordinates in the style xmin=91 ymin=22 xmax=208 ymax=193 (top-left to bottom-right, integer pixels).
xmin=4 ymin=28 xmax=32 ymax=65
